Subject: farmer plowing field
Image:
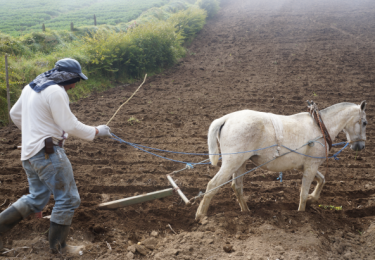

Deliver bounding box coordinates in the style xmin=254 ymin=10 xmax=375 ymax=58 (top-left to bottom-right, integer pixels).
xmin=0 ymin=58 xmax=112 ymax=254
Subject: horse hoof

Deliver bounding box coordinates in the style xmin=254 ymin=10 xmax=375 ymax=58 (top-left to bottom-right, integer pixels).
xmin=306 ymin=196 xmax=319 ymax=206
xmin=195 ymin=214 xmax=206 ymax=223
xmin=60 ymin=245 xmax=85 ymax=255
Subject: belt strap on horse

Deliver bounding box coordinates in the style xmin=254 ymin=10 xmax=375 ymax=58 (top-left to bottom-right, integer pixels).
xmin=307 ymin=101 xmax=332 ymax=151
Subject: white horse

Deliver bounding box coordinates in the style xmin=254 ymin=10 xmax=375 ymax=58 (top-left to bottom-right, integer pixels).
xmin=196 ymin=101 xmax=367 ymax=221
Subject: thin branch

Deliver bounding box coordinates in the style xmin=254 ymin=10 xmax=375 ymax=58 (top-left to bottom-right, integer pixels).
xmin=167 ymin=224 xmax=177 ymax=235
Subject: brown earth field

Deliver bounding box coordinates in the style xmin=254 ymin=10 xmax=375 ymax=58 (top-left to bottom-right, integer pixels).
xmin=1 ymin=0 xmax=375 ymax=259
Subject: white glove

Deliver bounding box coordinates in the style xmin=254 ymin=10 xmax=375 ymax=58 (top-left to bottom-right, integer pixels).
xmin=96 ymin=125 xmax=112 ymax=137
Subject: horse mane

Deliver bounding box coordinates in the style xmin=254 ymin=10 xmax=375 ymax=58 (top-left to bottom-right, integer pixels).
xmin=321 ymin=102 xmax=356 ymax=115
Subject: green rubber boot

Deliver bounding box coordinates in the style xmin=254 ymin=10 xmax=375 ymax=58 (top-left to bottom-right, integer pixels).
xmin=49 ymin=221 xmax=70 ymax=254
xmin=0 ymin=206 xmax=24 ymax=250
xmin=49 ymin=222 xmax=84 ymax=254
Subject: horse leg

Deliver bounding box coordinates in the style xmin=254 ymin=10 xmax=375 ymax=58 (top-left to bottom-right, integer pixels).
xmin=307 ymin=171 xmax=325 ymax=204
xmin=231 ymin=162 xmax=250 ymax=212
xmin=298 ymin=167 xmax=317 ymax=211
xmin=196 ymin=162 xmax=242 ymax=222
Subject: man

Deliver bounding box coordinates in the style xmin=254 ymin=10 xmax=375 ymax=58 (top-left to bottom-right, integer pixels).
xmin=0 ymin=58 xmax=111 ymax=254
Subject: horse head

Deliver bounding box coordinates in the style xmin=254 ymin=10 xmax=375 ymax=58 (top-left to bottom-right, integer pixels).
xmin=343 ymin=101 xmax=367 ymax=151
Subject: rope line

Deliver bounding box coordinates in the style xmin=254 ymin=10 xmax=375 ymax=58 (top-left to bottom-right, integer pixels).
xmin=111 ymin=135 xmax=211 ymax=165
xmin=111 ymin=134 xmax=278 ymax=156
xmin=281 ymin=142 xmax=349 ymax=160
xmin=170 ymin=159 xmax=211 ymax=175
xmin=106 ymin=74 xmax=147 ymax=126
xmin=332 ymin=142 xmax=347 ymax=146
xmin=112 ymin=133 xmax=349 ymax=164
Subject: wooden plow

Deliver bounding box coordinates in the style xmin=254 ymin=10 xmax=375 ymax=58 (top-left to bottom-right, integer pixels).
xmin=98 ymin=172 xmax=191 ymax=209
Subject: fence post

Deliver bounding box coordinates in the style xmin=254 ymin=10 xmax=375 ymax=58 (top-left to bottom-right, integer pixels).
xmin=94 ymin=14 xmax=97 ymax=26
xmin=70 ymin=22 xmax=74 ymax=31
xmin=5 ymin=54 xmax=12 ymax=126
xmin=42 ymin=23 xmax=45 ymax=32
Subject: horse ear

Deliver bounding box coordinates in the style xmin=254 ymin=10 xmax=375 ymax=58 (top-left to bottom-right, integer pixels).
xmin=360 ymin=100 xmax=366 ymax=111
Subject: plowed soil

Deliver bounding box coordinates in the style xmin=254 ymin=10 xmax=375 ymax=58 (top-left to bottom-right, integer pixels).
xmin=1 ymin=0 xmax=375 ymax=259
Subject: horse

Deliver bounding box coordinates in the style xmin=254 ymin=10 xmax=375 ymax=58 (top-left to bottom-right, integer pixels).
xmin=195 ymin=101 xmax=367 ymax=221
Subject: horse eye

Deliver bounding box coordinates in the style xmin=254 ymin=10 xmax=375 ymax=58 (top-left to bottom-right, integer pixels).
xmin=363 ymin=121 xmax=367 ymax=126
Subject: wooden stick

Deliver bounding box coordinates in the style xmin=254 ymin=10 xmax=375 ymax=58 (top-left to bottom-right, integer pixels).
xmin=5 ymin=54 xmax=12 ymax=126
xmin=106 ymin=74 xmax=147 ymax=126
xmin=166 ymin=174 xmax=191 ymax=206
xmin=2 ymin=247 xmax=30 ymax=254
xmin=105 ymin=241 xmax=112 ymax=251
xmin=167 ymin=224 xmax=177 ymax=235
xmin=98 ymin=188 xmax=173 ymax=209
xmin=0 ymin=199 xmax=8 ymax=207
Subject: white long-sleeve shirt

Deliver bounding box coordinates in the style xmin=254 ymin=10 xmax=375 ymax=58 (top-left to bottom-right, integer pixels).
xmin=10 ymin=84 xmax=96 ymax=160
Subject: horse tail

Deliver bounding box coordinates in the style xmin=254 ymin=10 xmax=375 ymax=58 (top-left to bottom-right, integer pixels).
xmin=208 ymin=115 xmax=229 ymax=166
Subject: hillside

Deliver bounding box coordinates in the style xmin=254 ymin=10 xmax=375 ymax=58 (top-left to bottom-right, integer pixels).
xmin=0 ymin=0 xmax=169 ymax=36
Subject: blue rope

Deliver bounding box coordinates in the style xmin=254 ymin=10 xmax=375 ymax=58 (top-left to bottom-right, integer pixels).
xmin=332 ymin=142 xmax=347 ymax=147
xmin=111 ymin=133 xmax=349 ymax=166
xmin=111 ymin=133 xmax=277 ymax=156
xmin=277 ymin=172 xmax=283 ymax=182
xmin=111 ymin=135 xmax=211 ymax=166
xmin=281 ymin=142 xmax=349 ymax=160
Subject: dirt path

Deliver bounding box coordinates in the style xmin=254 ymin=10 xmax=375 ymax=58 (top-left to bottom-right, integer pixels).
xmin=1 ymin=0 xmax=375 ymax=259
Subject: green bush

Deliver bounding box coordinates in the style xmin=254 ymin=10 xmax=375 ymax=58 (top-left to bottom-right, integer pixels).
xmin=20 ymin=30 xmax=79 ymax=54
xmin=83 ymin=21 xmax=185 ymax=79
xmin=128 ymin=22 xmax=185 ymax=75
xmin=0 ymin=57 xmax=23 ymax=126
xmin=0 ymin=34 xmax=31 ymax=56
xmin=197 ymin=0 xmax=220 ymax=18
xmin=168 ymin=6 xmax=206 ymax=42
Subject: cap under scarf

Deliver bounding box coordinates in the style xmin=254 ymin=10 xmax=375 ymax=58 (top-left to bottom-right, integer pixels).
xmin=29 ymin=68 xmax=81 ymax=93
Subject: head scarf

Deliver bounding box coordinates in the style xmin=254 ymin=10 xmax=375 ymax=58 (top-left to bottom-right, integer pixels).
xmin=29 ymin=68 xmax=81 ymax=93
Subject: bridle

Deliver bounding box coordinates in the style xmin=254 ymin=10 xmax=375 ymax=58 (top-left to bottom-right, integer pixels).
xmin=346 ymin=110 xmax=367 ymax=144
xmin=350 ymin=116 xmax=367 ymax=144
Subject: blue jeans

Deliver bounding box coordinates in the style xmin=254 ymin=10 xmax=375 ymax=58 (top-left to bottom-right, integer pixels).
xmin=12 ymin=146 xmax=80 ymax=225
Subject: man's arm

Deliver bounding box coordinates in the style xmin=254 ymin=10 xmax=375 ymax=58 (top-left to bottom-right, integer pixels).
xmin=10 ymin=94 xmax=22 ymax=129
xmin=48 ymin=89 xmax=96 ymax=141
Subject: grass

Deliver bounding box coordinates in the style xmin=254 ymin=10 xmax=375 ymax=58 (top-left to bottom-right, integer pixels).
xmin=0 ymin=0 xmax=169 ymax=37
xmin=127 ymin=116 xmax=140 ymax=125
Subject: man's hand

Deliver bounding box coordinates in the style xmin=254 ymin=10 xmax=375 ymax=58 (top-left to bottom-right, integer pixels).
xmin=96 ymin=125 xmax=112 ymax=137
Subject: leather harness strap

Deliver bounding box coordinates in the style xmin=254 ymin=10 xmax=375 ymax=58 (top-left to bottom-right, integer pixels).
xmin=307 ymin=100 xmax=332 ymax=175
xmin=307 ymin=101 xmax=332 ymax=151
